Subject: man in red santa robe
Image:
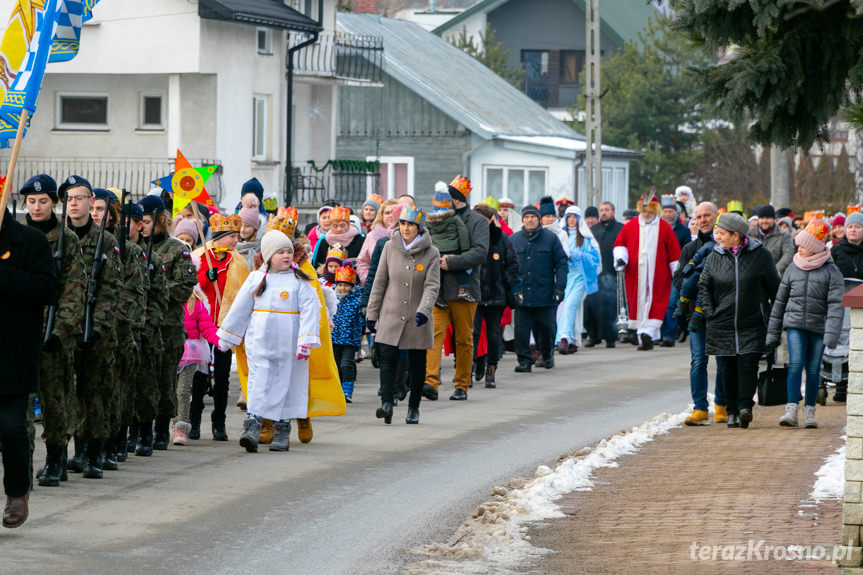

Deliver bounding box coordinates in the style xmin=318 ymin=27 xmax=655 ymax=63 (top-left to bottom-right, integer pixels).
xmin=612 ymin=191 xmax=681 ymax=351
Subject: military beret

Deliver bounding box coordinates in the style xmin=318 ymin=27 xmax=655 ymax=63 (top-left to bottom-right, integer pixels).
xmin=124 ymin=202 xmax=144 ymax=221
xmin=93 ymin=188 xmax=118 ymax=204
xmin=58 ymin=175 xmax=93 ymax=198
xmin=19 ymin=174 xmax=58 ymax=200
xmin=138 ymin=195 xmax=165 ymax=216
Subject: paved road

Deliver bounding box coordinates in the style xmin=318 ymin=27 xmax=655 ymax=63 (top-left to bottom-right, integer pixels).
xmin=5 ymin=345 xmax=694 ymax=574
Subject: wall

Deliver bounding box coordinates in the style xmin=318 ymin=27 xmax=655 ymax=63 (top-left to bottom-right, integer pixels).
xmin=293 ymin=81 xmax=338 ymax=170
xmin=841 ymin=305 xmax=863 ymax=567
xmin=576 ymin=160 xmax=630 ymax=211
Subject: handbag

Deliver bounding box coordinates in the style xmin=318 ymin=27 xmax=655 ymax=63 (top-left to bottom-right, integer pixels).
xmin=757 ymin=355 xmax=788 ymax=406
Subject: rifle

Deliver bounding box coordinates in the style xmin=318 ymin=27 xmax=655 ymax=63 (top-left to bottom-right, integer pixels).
xmin=145 ymin=206 xmax=159 ymax=277
xmin=11 ymin=196 xmax=16 ymax=219
xmin=117 ymin=189 xmax=128 ymax=262
xmin=43 ymin=195 xmax=68 ymax=346
xmin=82 ymin=208 xmax=109 ymax=345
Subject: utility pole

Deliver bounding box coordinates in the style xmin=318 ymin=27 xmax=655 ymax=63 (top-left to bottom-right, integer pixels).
xmin=770 ymin=145 xmax=790 ymax=209
xmin=584 ymin=0 xmax=602 ymax=207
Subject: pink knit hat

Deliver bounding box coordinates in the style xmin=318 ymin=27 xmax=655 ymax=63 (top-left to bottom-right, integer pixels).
xmin=238 ymin=207 xmax=261 ymax=230
xmin=172 ymin=217 xmax=199 ymax=243
xmin=795 ymin=219 xmax=830 ymax=253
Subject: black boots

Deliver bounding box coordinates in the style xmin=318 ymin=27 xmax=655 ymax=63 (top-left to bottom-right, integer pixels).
xmin=82 ymin=441 xmax=103 ymax=479
xmin=102 ymin=444 xmax=118 ymax=471
xmin=212 ymin=423 xmax=228 ymax=441
xmin=116 ymin=427 xmax=128 ymax=463
xmin=485 ymin=364 xmax=497 ymax=389
xmin=153 ymin=416 xmax=170 ymax=450
xmin=405 ymin=408 xmax=419 ymax=424
xmin=474 ymin=356 xmax=486 ymax=381
xmin=188 ymin=411 xmax=201 ymax=440
xmin=136 ymin=421 xmax=154 ymax=456
xmin=376 ymin=402 xmax=393 ymax=424
xmin=67 ymin=436 xmax=86 ymax=473
xmin=637 ymin=333 xmax=654 ymax=351
xmin=126 ymin=420 xmax=139 ymax=453
xmin=37 ymin=445 xmax=63 ymax=487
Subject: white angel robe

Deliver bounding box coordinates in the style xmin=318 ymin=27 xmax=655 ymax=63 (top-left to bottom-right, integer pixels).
xmin=218 ymin=270 xmax=321 ymax=421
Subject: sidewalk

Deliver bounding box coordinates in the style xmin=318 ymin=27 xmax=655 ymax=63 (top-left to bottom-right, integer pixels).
xmin=526 ymin=401 xmax=846 ymax=574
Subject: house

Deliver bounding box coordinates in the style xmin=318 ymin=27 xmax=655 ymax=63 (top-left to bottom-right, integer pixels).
xmin=434 ymin=0 xmax=656 ymax=114
xmin=335 ymin=13 xmax=638 ymax=211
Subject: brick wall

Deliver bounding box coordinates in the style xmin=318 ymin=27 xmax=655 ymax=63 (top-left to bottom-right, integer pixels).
xmin=842 ymin=305 xmax=863 ymax=566
xmin=356 ymin=0 xmax=378 ymax=13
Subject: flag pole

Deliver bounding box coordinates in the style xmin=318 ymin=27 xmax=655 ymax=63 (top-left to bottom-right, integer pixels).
xmin=192 ymin=215 xmax=222 ymax=310
xmin=0 ymin=108 xmax=29 ymax=229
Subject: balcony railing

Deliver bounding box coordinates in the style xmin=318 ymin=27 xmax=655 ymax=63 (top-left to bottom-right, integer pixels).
xmin=292 ymin=32 xmax=383 ymax=85
xmin=524 ymin=79 xmax=581 ymax=110
xmin=291 ymin=161 xmax=380 ymax=208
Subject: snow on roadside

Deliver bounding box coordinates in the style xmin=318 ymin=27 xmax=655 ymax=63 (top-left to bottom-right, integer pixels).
xmin=404 ymin=410 xmax=688 ymax=574
xmin=810 ymin=437 xmax=846 ymax=503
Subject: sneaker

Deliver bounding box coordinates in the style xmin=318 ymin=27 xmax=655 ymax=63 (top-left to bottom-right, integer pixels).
xmin=739 ymin=408 xmax=752 ymax=429
xmin=239 ymin=417 xmax=261 ymax=453
xmin=435 ymin=295 xmax=449 ymax=309
xmin=457 ymin=286 xmax=475 ymax=302
xmin=684 ymin=409 xmax=710 ymax=426
xmin=803 ymin=405 xmax=818 ymax=428
xmin=713 ymin=405 xmax=728 ymax=424
xmin=270 ymin=420 xmax=291 ymax=451
xmin=172 ymin=422 xmax=191 ymax=446
xmin=779 ymin=403 xmax=799 ymax=427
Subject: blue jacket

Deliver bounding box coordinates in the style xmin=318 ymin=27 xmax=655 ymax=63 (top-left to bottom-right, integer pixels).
xmin=510 ymin=226 xmax=568 ymax=308
xmin=332 ymin=286 xmax=364 ymax=346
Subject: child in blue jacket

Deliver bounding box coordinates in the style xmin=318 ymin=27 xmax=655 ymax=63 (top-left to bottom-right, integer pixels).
xmin=674 ymin=240 xmax=715 ymax=333
xmin=332 ymin=264 xmax=364 ymax=402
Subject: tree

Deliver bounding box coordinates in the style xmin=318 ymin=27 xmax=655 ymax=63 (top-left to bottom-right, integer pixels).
xmin=450 ymin=24 xmax=524 ymax=89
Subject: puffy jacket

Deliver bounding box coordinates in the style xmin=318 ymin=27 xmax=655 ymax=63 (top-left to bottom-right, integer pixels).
xmin=479 ymin=222 xmax=520 ymax=306
xmin=766 ymin=259 xmax=844 ymax=349
xmin=669 ymin=218 xmax=690 ymax=249
xmin=184 ymin=295 xmax=220 ymax=345
xmin=510 ymin=225 xmax=568 ymax=308
xmin=831 ymin=237 xmax=863 ymax=280
xmin=332 ymin=286 xmax=364 ymax=347
xmin=748 ymin=227 xmax=794 ymax=276
xmin=698 ymin=238 xmax=780 ymax=356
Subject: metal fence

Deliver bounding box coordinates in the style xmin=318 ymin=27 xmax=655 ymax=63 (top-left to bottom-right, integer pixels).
xmin=292 ymin=32 xmax=384 ymax=84
xmin=292 ymin=164 xmax=380 ymax=208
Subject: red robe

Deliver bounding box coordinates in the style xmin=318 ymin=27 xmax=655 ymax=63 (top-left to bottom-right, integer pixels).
xmin=613 ymin=217 xmax=681 ymax=322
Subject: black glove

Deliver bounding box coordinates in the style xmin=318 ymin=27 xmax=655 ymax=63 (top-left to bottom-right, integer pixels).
xmin=77 ymin=331 xmax=100 ymax=351
xmin=366 ymin=319 xmax=377 ymax=334
xmin=615 ymin=258 xmax=626 ymax=271
xmin=416 ymin=313 xmax=428 ymax=327
xmin=42 ymin=334 xmax=61 ymax=353
xmin=206 ymin=268 xmax=218 ymax=282
xmin=552 ymin=287 xmax=565 ymax=304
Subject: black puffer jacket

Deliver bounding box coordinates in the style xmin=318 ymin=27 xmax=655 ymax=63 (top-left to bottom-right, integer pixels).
xmin=479 ymin=223 xmax=520 ymax=306
xmin=831 ymin=237 xmax=863 ymax=280
xmin=698 ymin=238 xmax=780 ymax=356
xmin=766 ymin=258 xmax=844 ymax=349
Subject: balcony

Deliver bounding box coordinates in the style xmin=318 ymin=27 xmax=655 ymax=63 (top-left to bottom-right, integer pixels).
xmin=290 ymin=161 xmax=380 ymax=208
xmin=524 ymin=79 xmax=580 ymax=110
xmin=291 ymin=32 xmax=383 ymax=85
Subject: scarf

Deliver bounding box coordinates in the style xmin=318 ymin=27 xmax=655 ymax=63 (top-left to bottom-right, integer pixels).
xmin=68 ymin=216 xmax=93 ymax=240
xmin=793 ymin=249 xmax=830 ymax=271
xmin=322 ymin=266 xmax=336 ymax=283
xmin=325 ymin=226 xmax=359 ymax=247
xmin=730 ymin=236 xmax=748 ymax=257
xmin=26 ymin=212 xmax=58 ymax=234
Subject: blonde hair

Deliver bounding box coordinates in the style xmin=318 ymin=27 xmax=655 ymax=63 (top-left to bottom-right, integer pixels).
xmin=372 ymin=198 xmax=398 ymax=228
xmin=185 ymin=287 xmax=205 ymax=314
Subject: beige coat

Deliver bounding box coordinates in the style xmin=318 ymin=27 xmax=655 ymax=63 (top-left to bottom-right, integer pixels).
xmin=367 ymin=228 xmax=440 ymax=349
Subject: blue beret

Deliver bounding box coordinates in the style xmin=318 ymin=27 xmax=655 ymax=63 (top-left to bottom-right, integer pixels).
xmin=138 ymin=195 xmax=165 ymax=216
xmin=93 ymin=188 xmax=118 ymax=204
xmin=124 ymin=202 xmax=144 ymax=221
xmin=19 ymin=174 xmax=57 ymax=197
xmin=58 ymin=175 xmax=92 ymax=198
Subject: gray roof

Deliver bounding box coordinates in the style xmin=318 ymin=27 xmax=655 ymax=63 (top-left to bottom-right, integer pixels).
xmin=337 ymin=13 xmax=582 ymax=141
xmin=199 ymin=0 xmax=322 ymax=33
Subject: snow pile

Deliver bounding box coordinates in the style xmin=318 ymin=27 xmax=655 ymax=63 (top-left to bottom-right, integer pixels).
xmin=406 ymin=410 xmax=687 ymax=573
xmin=810 ymin=438 xmax=846 ymax=502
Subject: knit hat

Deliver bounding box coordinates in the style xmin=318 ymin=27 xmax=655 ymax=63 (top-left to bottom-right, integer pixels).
xmin=847 ymin=211 xmax=863 ymax=228
xmin=173 ymin=217 xmax=199 ymax=243
xmin=539 ymin=195 xmax=556 ymax=217
xmin=138 ymin=195 xmax=165 ymax=216
xmin=499 ymin=197 xmax=515 ymax=209
xmin=584 ymin=206 xmax=599 ymax=219
xmin=58 ymin=175 xmax=93 ymax=199
xmin=431 ymin=188 xmax=453 ymax=213
xmin=434 ymin=181 xmax=448 ymax=195
xmin=209 ymin=213 xmax=241 ymax=240
xmin=715 ymin=212 xmax=750 ymax=238
xmin=317 ymin=205 xmax=333 ymax=220
xmin=521 ymin=204 xmax=541 ymax=220
xmin=326 ymin=245 xmax=347 ymax=266
xmin=19 ymin=174 xmax=58 ymax=202
xmin=676 ymin=201 xmax=688 ymax=218
xmin=238 ymin=207 xmax=261 ymax=230
xmin=777 ymin=216 xmax=794 ymax=230
xmin=349 ymin=214 xmax=363 ymax=235
xmin=448 ymin=175 xmax=471 ymax=202
xmin=795 ymin=219 xmax=830 ymax=253
xmin=260 ymin=229 xmax=294 ymax=265
xmin=623 ymin=209 xmax=638 ymax=219
xmin=674 ymin=185 xmax=693 ymax=200
xmin=363 ymin=194 xmax=383 ymax=212
xmin=833 ymin=214 xmax=846 ymax=227
xmin=241 ymin=177 xmax=264 ymax=203
xmin=775 ymin=208 xmax=794 ymax=219
xmin=756 ymin=205 xmax=776 ymax=219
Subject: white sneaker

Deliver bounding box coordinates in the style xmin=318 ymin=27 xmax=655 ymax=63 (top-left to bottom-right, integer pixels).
xmin=803 ymin=405 xmax=818 ymax=428
xmin=779 ymin=403 xmax=798 ymax=427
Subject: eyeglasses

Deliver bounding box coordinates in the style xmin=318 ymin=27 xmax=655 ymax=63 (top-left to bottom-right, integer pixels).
xmin=67 ymin=194 xmax=92 ymax=202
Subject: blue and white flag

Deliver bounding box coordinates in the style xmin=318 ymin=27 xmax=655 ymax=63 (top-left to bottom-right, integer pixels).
xmin=50 ymin=0 xmax=100 ymax=63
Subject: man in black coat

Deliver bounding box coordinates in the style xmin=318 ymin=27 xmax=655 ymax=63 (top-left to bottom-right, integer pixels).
xmin=510 ymin=205 xmax=568 ymax=372
xmin=0 ymin=208 xmax=58 ymax=528
xmin=585 ymin=201 xmax=624 ymax=347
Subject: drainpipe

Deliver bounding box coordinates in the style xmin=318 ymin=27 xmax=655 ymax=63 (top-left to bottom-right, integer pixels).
xmin=285 ymin=0 xmax=324 ymax=207
xmin=574 ymin=152 xmax=584 ymax=205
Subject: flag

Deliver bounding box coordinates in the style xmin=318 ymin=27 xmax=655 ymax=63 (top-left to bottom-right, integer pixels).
xmin=0 ymin=1 xmax=44 ymax=104
xmin=50 ymin=0 xmax=100 ymax=63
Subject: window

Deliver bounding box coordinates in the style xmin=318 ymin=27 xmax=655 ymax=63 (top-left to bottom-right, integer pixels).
xmin=252 ymin=95 xmax=268 ymax=161
xmin=368 ymin=156 xmax=414 ymax=199
xmin=56 ymin=93 xmax=108 ymax=130
xmin=522 ymin=50 xmax=550 ymax=106
xmin=484 ymin=166 xmax=547 ymax=207
xmin=560 ymin=50 xmax=585 ymax=85
xmin=139 ymin=93 xmax=163 ymax=130
xmin=256 ymin=27 xmax=272 ymax=55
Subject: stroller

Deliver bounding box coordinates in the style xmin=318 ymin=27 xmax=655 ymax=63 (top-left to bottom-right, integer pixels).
xmin=818 ymin=278 xmax=860 ymax=405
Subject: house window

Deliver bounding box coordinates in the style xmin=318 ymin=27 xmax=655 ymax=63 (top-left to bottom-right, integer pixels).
xmin=560 ymin=50 xmax=585 ymax=85
xmin=522 ymin=50 xmax=550 ymax=107
xmin=253 ymin=95 xmax=268 ymax=161
xmin=368 ymin=156 xmax=414 ymax=199
xmin=485 ymin=166 xmax=547 ymax=207
xmin=257 ymin=28 xmax=272 ymax=55
xmin=139 ymin=93 xmax=163 ymax=130
xmin=56 ymin=93 xmax=108 ymax=130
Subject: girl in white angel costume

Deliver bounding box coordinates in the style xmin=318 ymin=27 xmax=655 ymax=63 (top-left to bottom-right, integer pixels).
xmin=217 ymin=230 xmax=321 ymax=453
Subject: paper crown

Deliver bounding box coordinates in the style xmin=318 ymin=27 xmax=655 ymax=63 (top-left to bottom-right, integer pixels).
xmin=335 ymin=265 xmax=357 ymax=284
xmin=726 ymin=200 xmax=743 ymax=214
xmin=803 ymin=210 xmax=825 ymax=222
xmin=661 ymin=194 xmax=677 ymax=208
xmin=449 ymin=175 xmax=472 ymax=197
xmin=803 ymin=219 xmax=830 ymax=243
xmin=329 ymin=206 xmax=351 ymax=222
xmin=482 ymin=196 xmax=500 ymax=211
xmin=326 ymin=244 xmax=347 ymax=263
xmin=849 ymin=205 xmax=862 ymax=215
xmin=432 ymin=189 xmax=453 ymax=210
xmin=263 ymin=196 xmax=278 ymax=212
xmin=717 ymin=207 xmax=728 ymax=215
xmin=367 ymin=193 xmax=384 ymax=206
xmin=266 ymin=207 xmax=297 ymax=238
xmin=209 ymin=213 xmax=241 ymax=235
xmin=399 ymin=207 xmax=426 ymax=227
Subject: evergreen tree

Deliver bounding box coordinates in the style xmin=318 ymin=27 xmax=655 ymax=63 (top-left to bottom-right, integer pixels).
xmin=451 ymin=24 xmax=525 ymax=89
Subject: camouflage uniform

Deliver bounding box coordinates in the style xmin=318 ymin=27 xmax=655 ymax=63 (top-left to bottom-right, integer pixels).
xmin=136 ymin=238 xmax=167 ymax=426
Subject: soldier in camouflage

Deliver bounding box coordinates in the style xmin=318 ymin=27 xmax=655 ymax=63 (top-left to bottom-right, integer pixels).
xmin=61 ymin=176 xmax=123 ymax=480
xmin=22 ymin=174 xmax=87 ymax=487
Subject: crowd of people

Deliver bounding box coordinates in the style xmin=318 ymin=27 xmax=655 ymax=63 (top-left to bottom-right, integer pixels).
xmin=0 ymin=170 xmax=858 ymax=529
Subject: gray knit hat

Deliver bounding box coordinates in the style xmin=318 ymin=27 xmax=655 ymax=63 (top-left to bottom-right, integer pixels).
xmin=715 ymin=212 xmax=750 ymax=238
xmin=846 ymin=211 xmax=863 ymax=228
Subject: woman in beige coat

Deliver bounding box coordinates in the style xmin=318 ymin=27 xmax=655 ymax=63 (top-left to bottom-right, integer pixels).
xmin=366 ymin=207 xmax=440 ymax=424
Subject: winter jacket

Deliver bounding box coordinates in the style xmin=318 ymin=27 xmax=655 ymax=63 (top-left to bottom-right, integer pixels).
xmin=479 ymin=222 xmax=520 ymax=307
xmin=332 ymin=286 xmax=364 ymax=347
xmin=831 ymin=237 xmax=863 ymax=280
xmin=766 ymin=259 xmax=844 ymax=349
xmin=236 ymin=239 xmax=261 ymax=271
xmin=184 ymin=295 xmax=220 ymax=344
xmin=357 ymin=224 xmax=390 ymax=285
xmin=673 ymin=231 xmax=713 ymax=292
xmin=669 ymin=218 xmax=690 ymax=249
xmin=361 ymin=235 xmax=389 ymax=310
xmin=698 ymin=238 xmax=780 ymax=356
xmin=748 ymin=226 xmax=794 ymax=276
xmin=438 ymin=207 xmax=489 ymax=301
xmin=510 ymin=225 xmax=568 ymax=308
xmin=590 ymin=218 xmax=625 ymax=276
xmin=367 ymin=228 xmax=440 ymax=350
xmin=427 ymin=209 xmax=469 ymax=255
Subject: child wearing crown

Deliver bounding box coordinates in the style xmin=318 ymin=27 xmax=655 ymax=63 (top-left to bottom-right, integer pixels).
xmin=312 ymin=206 xmax=365 ymax=268
xmin=331 ymin=264 xmax=364 ymax=402
xmin=217 ymin=231 xmax=321 ymax=452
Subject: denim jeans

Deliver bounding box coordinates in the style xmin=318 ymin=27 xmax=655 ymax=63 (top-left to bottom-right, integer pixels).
xmin=785 ymin=328 xmax=824 ymax=406
xmin=689 ymin=326 xmax=725 ymax=412
xmin=661 ymin=286 xmax=680 ymax=341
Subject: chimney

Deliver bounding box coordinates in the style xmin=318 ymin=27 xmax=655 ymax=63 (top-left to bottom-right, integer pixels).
xmin=429 ymin=0 xmax=437 ymax=12
xmin=356 ymin=0 xmax=379 ymax=13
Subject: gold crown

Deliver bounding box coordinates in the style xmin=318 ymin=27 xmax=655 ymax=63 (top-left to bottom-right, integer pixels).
xmin=335 ymin=265 xmax=357 ymax=284
xmin=330 ymin=206 xmax=351 ymax=222
xmin=266 ymin=207 xmax=298 ymax=238
xmin=209 ymin=213 xmax=241 ymax=234
xmin=326 ymin=244 xmax=347 ymax=262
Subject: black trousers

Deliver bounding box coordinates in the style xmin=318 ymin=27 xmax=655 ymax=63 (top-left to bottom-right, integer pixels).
xmin=379 ymin=344 xmax=426 ymax=410
xmin=585 ymin=273 xmax=619 ymax=343
xmin=190 ymin=347 xmax=231 ymax=426
xmin=473 ymin=305 xmax=505 ymax=366
xmin=0 ymin=393 xmax=31 ymax=497
xmin=332 ymin=344 xmax=358 ymax=383
xmin=717 ymin=353 xmax=760 ymax=415
xmin=515 ymin=306 xmax=556 ymax=365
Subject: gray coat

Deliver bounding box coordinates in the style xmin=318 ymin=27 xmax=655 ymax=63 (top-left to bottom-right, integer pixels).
xmin=439 ymin=207 xmax=489 ymax=301
xmin=748 ymin=227 xmax=794 ymax=276
xmin=766 ymin=258 xmax=845 ymax=349
xmin=366 ymin=228 xmax=440 ymax=350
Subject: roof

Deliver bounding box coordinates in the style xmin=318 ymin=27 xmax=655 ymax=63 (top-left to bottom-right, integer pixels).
xmin=433 ymin=0 xmax=656 ymax=47
xmin=337 ymin=13 xmax=581 ymax=141
xmin=198 ymin=0 xmax=322 ymax=33
xmin=498 ymin=136 xmax=642 ymax=159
